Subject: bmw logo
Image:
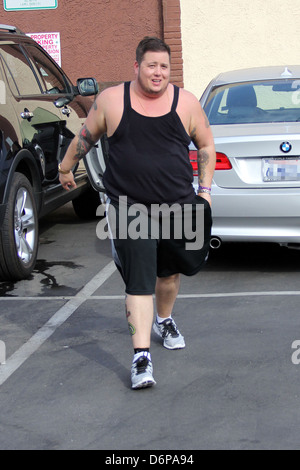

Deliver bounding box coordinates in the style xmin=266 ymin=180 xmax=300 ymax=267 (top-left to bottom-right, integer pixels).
xmin=280 ymin=142 xmax=292 ymax=153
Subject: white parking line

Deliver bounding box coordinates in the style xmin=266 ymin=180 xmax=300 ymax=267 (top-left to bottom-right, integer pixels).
xmin=0 ymin=261 xmax=116 ymax=387
xmin=1 ymin=290 xmax=300 ymax=302
xmin=89 ymin=291 xmax=300 ymax=300
xmin=1 ymin=276 xmax=300 ymax=387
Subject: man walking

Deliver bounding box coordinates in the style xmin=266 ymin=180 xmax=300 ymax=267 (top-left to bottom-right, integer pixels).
xmin=59 ymin=37 xmax=216 ymax=389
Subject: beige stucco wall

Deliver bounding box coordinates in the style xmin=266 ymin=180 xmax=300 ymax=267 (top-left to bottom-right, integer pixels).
xmin=181 ymin=0 xmax=300 ymax=98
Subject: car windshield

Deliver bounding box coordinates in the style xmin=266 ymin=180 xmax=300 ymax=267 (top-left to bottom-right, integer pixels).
xmin=204 ymin=79 xmax=300 ymax=124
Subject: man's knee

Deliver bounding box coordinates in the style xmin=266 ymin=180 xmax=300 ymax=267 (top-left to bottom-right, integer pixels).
xmin=157 ymin=273 xmax=180 ymax=285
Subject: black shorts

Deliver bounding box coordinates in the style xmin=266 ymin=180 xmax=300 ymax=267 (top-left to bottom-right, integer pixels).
xmin=107 ymin=195 xmax=212 ymax=295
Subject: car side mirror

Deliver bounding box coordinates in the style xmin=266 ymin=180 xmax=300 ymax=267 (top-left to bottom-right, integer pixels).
xmin=77 ymin=78 xmax=99 ymax=96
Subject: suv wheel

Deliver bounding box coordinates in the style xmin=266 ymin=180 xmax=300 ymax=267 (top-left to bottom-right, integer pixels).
xmin=0 ymin=172 xmax=38 ymax=281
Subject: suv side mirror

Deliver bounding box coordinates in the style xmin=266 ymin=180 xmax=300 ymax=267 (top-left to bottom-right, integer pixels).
xmin=77 ymin=78 xmax=99 ymax=96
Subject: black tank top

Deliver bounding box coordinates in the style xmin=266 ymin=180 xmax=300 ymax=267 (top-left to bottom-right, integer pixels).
xmin=103 ymin=81 xmax=195 ymax=206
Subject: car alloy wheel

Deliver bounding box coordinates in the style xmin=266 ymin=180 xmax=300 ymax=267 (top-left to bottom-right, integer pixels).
xmin=14 ymin=186 xmax=36 ymax=264
xmin=0 ymin=172 xmax=38 ymax=281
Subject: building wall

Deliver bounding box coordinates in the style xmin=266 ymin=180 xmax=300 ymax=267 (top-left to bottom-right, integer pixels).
xmin=180 ymin=0 xmax=300 ymax=98
xmin=0 ymin=0 xmax=163 ymax=87
xmin=5 ymin=0 xmax=300 ymax=100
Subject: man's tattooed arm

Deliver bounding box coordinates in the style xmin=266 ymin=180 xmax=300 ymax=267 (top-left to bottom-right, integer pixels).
xmin=73 ymin=124 xmax=97 ymax=162
xmin=197 ymin=149 xmax=210 ymax=185
xmin=190 ymin=125 xmax=214 ymax=186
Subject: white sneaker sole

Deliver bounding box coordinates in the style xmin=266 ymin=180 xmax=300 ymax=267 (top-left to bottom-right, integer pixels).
xmin=132 ymin=377 xmax=156 ymax=390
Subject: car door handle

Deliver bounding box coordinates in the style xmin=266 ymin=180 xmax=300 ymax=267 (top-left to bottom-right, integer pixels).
xmin=61 ymin=106 xmax=71 ymax=116
xmin=21 ymin=109 xmax=34 ymax=120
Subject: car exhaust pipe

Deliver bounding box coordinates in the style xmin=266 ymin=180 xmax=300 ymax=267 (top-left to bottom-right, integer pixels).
xmin=210 ymin=237 xmax=222 ymax=249
xmin=280 ymin=243 xmax=300 ymax=251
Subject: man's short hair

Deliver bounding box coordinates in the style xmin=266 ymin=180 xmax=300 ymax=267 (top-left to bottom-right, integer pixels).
xmin=136 ymin=36 xmax=171 ymax=65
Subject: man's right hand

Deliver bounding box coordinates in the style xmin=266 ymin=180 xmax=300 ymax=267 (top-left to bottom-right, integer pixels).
xmin=59 ymin=172 xmax=77 ymax=191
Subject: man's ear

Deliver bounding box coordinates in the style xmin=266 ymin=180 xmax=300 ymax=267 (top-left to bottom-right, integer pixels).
xmin=134 ymin=60 xmax=139 ymax=75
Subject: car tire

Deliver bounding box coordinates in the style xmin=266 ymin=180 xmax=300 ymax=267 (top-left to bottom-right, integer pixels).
xmin=0 ymin=172 xmax=38 ymax=281
xmin=72 ymin=186 xmax=101 ymax=220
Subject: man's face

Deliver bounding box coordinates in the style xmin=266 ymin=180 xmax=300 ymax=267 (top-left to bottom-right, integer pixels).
xmin=135 ymin=51 xmax=171 ymax=96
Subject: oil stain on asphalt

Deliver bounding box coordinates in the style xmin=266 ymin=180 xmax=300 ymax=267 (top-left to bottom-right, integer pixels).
xmin=0 ymin=259 xmax=83 ymax=297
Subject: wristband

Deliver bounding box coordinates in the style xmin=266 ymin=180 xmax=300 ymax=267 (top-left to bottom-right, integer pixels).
xmin=58 ymin=163 xmax=71 ymax=175
xmin=198 ymin=185 xmax=211 ymax=194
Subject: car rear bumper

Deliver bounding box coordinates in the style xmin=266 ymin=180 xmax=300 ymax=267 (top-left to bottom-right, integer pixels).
xmin=204 ymin=185 xmax=300 ymax=243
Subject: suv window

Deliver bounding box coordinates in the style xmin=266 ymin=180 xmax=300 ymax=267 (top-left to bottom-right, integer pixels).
xmin=0 ymin=44 xmax=41 ymax=95
xmin=24 ymin=44 xmax=71 ymax=95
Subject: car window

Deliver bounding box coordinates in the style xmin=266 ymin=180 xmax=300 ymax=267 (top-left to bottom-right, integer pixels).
xmin=0 ymin=44 xmax=41 ymax=96
xmin=205 ymin=79 xmax=300 ymax=124
xmin=24 ymin=45 xmax=70 ymax=95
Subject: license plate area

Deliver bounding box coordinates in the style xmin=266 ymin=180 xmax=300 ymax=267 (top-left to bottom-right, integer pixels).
xmin=262 ymin=157 xmax=300 ymax=182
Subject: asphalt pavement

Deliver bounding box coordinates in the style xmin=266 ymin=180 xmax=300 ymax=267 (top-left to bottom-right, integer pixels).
xmin=0 ymin=202 xmax=300 ymax=451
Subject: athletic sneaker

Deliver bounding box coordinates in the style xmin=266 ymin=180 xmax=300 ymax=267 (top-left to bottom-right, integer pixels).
xmin=153 ymin=318 xmax=185 ymax=350
xmin=131 ymin=353 xmax=156 ymax=390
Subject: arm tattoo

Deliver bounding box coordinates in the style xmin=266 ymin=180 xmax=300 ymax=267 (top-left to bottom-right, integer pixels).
xmin=190 ymin=126 xmax=210 ymax=183
xmin=197 ymin=149 xmax=209 ymax=184
xmin=73 ymin=124 xmax=96 ymax=162
xmin=191 ymin=124 xmax=209 ymax=184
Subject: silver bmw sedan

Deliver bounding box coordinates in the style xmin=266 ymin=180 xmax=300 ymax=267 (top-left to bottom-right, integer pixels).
xmin=190 ymin=66 xmax=300 ymax=248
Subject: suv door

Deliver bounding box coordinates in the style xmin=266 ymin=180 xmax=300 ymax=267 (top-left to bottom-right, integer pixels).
xmin=23 ymin=42 xmax=103 ymax=210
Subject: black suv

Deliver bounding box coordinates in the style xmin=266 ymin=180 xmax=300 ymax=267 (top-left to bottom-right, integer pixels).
xmin=0 ymin=24 xmax=102 ymax=282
